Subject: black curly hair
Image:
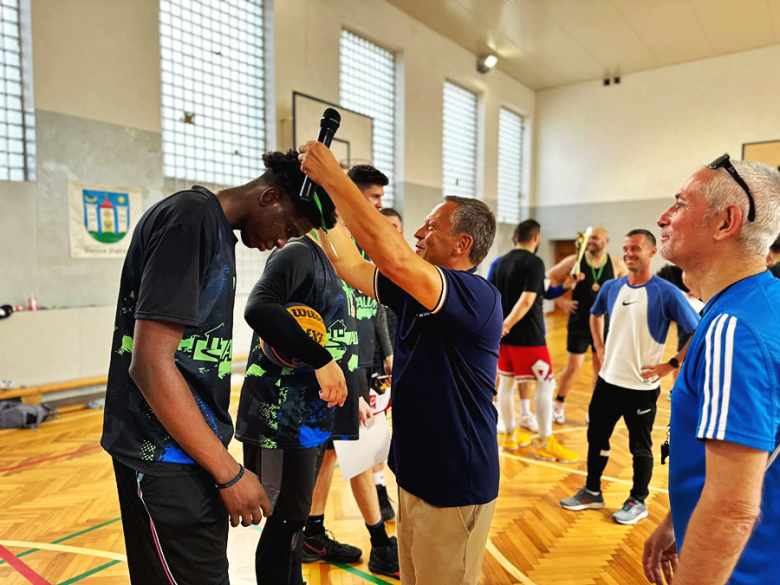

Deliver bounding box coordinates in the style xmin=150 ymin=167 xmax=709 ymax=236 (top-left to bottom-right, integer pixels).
xmin=255 ymin=150 xmax=337 ymax=229
xmin=347 ymin=164 xmax=389 ymax=190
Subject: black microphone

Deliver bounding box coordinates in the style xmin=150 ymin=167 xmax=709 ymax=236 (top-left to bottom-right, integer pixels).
xmin=300 ymin=108 xmax=341 ymax=202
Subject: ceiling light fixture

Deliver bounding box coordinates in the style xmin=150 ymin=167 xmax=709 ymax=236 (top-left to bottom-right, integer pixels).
xmin=477 ymin=54 xmax=498 ymax=74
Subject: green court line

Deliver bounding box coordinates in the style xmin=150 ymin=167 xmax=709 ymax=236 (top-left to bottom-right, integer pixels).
xmin=329 ymin=562 xmax=395 ymax=584
xmin=0 ymin=517 xmax=122 ymax=565
xmin=249 ymin=525 xmax=394 ymax=584
xmin=58 ymin=560 xmax=121 ymax=584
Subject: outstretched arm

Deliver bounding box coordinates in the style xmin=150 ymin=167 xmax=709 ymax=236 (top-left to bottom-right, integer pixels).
xmin=547 ymin=254 xmax=578 ymax=285
xmin=316 ymin=223 xmax=376 ymax=298
xmin=300 ymin=142 xmax=443 ymax=311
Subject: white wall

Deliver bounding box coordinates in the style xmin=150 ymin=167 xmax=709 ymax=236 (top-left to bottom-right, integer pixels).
xmin=0 ymin=299 xmax=255 ymax=386
xmin=274 ymin=0 xmax=535 ymax=196
xmin=32 ymin=0 xmax=162 ymax=133
xmin=535 ymin=43 xmax=780 ymax=209
xmin=0 ymin=0 xmax=535 ymax=385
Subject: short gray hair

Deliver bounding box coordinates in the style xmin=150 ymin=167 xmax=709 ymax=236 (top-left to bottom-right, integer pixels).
xmin=703 ymin=160 xmax=780 ymax=256
xmin=444 ymin=196 xmax=497 ymax=265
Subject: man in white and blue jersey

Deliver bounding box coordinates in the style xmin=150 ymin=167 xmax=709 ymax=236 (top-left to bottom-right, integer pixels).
xmin=643 ymin=156 xmax=780 ymax=585
xmin=560 ymin=229 xmax=699 ymax=525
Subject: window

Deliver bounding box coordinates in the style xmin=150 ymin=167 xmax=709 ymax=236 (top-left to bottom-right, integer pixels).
xmin=497 ymin=107 xmax=525 ymax=224
xmin=442 ymin=81 xmax=477 ymax=198
xmin=0 ymin=0 xmax=35 ymax=182
xmin=160 ymin=0 xmax=265 ymax=186
xmin=339 ymin=30 xmax=396 ymax=207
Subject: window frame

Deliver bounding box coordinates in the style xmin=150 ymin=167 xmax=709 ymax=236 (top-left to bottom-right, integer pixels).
xmin=158 ymin=0 xmax=269 ymax=186
xmin=339 ymin=28 xmax=397 ymax=207
xmin=0 ymin=0 xmax=36 ymax=183
xmin=442 ymin=80 xmax=479 ymax=200
xmin=496 ymin=105 xmax=526 ymax=224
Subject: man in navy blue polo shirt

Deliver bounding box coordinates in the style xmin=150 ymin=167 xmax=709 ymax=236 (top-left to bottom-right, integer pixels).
xmin=298 ymin=141 xmax=501 ymax=585
xmin=643 ymin=155 xmax=780 ymax=585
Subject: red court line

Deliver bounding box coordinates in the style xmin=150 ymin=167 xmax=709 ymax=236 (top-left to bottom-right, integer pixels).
xmin=0 ymin=543 xmax=53 ymax=585
xmin=0 ymin=445 xmax=101 ymax=473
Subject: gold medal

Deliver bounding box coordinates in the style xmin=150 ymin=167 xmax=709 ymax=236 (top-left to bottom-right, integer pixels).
xmin=592 ymin=283 xmax=600 ymax=292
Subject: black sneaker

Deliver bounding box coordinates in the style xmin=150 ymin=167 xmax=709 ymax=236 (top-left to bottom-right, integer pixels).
xmin=368 ymin=536 xmax=400 ymax=580
xmin=376 ymin=485 xmax=396 ymax=521
xmin=302 ymin=531 xmax=363 ymax=564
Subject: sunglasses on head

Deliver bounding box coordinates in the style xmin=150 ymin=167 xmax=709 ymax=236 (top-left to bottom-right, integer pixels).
xmin=708 ymin=153 xmax=755 ymax=222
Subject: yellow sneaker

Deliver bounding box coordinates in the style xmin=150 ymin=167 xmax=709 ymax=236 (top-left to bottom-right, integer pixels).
xmin=502 ymin=428 xmax=532 ymax=451
xmin=536 ymin=434 xmax=579 ymax=463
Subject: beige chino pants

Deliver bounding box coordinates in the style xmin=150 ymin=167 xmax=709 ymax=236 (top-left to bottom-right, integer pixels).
xmin=397 ymin=487 xmax=496 ymax=585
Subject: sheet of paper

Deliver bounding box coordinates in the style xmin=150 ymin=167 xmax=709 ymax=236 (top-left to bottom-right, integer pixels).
xmin=333 ymin=411 xmax=392 ymax=481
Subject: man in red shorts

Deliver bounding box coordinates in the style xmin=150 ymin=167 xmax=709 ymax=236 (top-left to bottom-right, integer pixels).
xmin=490 ymin=220 xmax=578 ymax=462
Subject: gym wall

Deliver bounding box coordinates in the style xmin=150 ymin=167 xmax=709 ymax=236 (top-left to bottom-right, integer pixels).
xmin=0 ymin=0 xmax=534 ymax=385
xmin=533 ymin=43 xmax=780 ymax=272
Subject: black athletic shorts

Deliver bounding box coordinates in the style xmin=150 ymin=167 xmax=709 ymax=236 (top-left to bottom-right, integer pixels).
xmin=112 ymin=458 xmax=229 ymax=585
xmin=243 ymin=445 xmax=322 ymax=521
xmin=567 ymin=333 xmax=595 ymax=355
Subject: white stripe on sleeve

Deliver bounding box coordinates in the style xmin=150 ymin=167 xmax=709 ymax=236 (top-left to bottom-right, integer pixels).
xmin=698 ymin=314 xmax=727 ymax=439
xmin=705 ymin=314 xmax=729 ymax=439
xmin=714 ymin=316 xmax=738 ymax=440
xmin=430 ymin=266 xmax=448 ymax=314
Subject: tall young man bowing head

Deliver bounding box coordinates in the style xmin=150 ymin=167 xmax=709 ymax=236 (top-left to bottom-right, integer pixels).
xmin=298 ymin=142 xmax=502 ymax=585
xmin=102 ymin=150 xmax=335 ymax=585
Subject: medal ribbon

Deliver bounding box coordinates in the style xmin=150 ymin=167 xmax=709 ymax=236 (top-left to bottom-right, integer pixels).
xmin=589 ymin=253 xmax=606 ymax=285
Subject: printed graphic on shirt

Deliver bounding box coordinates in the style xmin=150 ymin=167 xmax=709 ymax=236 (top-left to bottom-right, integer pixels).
xmin=101 ymin=188 xmax=238 ymax=469
xmin=236 ymin=239 xmax=359 ymax=450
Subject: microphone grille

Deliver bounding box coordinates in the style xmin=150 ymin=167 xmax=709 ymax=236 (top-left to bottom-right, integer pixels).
xmin=321 ymin=108 xmax=341 ymax=130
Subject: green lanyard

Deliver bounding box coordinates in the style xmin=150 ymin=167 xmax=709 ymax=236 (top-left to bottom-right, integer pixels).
xmin=589 ymin=253 xmax=606 ymax=283
xmin=517 ymin=244 xmax=534 ymax=254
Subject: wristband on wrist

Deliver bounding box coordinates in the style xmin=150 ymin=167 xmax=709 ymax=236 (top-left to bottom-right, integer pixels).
xmin=669 ymin=357 xmax=680 ymax=369
xmin=216 ymin=464 xmax=245 ymax=490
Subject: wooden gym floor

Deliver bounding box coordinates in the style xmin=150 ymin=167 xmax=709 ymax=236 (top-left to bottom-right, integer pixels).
xmin=0 ymin=311 xmax=677 ymax=584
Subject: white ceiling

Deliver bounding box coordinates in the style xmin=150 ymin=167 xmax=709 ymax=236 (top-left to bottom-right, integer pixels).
xmin=386 ymin=0 xmax=780 ymax=90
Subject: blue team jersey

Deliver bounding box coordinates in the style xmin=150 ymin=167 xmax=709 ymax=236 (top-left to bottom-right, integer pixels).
xmin=591 ymin=276 xmax=700 ymax=390
xmin=669 ymin=271 xmax=780 ymax=585
xmin=374 ymin=265 xmax=502 ymax=507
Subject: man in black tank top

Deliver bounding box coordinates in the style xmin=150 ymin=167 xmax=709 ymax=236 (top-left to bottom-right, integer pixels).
xmin=547 ymin=228 xmax=627 ymax=424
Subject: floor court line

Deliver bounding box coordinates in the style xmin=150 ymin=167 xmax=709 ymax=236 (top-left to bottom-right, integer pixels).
xmin=57 ymin=560 xmax=121 ymax=585
xmin=0 ymin=543 xmax=53 ymax=585
xmin=0 ymin=445 xmax=102 ymax=474
xmin=485 ymin=539 xmax=537 ymax=585
xmin=0 ymin=542 xmax=126 ymax=562
xmin=0 ymin=518 xmax=122 ymax=567
xmin=249 ymin=525 xmax=395 ymax=584
xmin=500 ymin=451 xmax=669 ymax=494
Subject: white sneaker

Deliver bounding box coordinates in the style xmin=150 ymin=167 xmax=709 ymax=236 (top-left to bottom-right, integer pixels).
xmin=520 ymin=413 xmax=539 ymax=433
xmin=553 ymin=402 xmax=565 ymax=425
